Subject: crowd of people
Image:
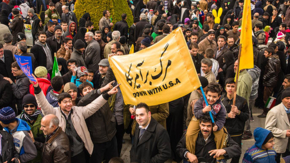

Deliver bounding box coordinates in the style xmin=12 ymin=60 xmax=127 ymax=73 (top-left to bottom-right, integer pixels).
xmin=1 ymin=0 xmax=290 ymax=162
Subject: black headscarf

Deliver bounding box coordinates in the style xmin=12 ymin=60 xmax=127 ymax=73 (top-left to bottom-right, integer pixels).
xmin=57 ymin=58 xmax=69 ymax=75
xmin=133 ymin=0 xmax=145 ymax=18
xmin=169 ymin=14 xmax=178 ymax=24
xmin=102 ymin=25 xmax=110 ymax=43
xmin=73 ymin=27 xmax=87 ymax=45
xmin=158 ymin=5 xmax=165 ymax=15
xmin=181 ymin=9 xmax=190 ymax=24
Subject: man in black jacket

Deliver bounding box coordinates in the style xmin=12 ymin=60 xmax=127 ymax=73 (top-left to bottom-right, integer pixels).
xmin=0 ymin=130 xmax=20 ymax=162
xmin=31 ymin=31 xmax=53 ymax=73
xmin=134 ymin=13 xmax=149 ymax=42
xmin=0 ymin=74 xmax=13 ymax=109
xmin=46 ymin=25 xmax=63 ymax=57
xmin=16 ymin=42 xmax=36 ymax=71
xmin=113 ymin=14 xmax=129 ymax=38
xmin=176 ymin=114 xmax=241 ymax=163
xmin=130 ymin=103 xmax=171 ymax=163
xmin=77 ymin=81 xmax=118 ymax=163
xmin=222 ymin=78 xmax=249 ymax=163
xmin=0 ymin=43 xmax=14 ymax=81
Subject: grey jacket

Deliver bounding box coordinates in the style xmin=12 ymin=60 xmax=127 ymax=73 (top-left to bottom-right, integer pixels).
xmin=71 ymin=49 xmax=85 ymax=66
xmin=12 ymin=73 xmax=30 ymax=110
xmin=85 ymin=40 xmax=101 ymax=72
xmin=247 ymin=66 xmax=261 ymax=99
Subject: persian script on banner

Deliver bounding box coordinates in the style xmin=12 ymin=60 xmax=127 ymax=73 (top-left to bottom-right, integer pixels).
xmin=109 ymin=28 xmax=201 ymax=106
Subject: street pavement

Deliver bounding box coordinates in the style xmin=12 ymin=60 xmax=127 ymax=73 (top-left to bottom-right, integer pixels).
xmin=120 ymin=106 xmax=266 ymax=163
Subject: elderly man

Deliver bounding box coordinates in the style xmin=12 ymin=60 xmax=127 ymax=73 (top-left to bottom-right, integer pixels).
xmin=32 ymin=76 xmax=118 ymax=163
xmin=103 ymin=31 xmax=125 ymax=58
xmin=61 ymin=5 xmax=78 ymax=27
xmin=134 ymin=13 xmax=150 ymax=42
xmin=84 ymin=32 xmax=101 ymax=72
xmin=198 ymin=29 xmax=217 ymax=55
xmin=265 ymin=88 xmax=290 ymax=163
xmin=16 ymin=42 xmax=36 ymax=70
xmin=93 ymin=59 xmax=109 ymax=89
xmin=30 ymin=114 xmax=71 ymax=163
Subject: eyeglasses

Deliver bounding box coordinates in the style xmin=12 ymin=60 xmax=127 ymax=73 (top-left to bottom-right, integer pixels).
xmin=24 ymin=105 xmax=35 ymax=108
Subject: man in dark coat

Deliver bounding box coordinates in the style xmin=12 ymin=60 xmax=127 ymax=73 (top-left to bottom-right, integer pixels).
xmin=46 ymin=25 xmax=63 ymax=58
xmin=84 ymin=32 xmax=101 ymax=72
xmin=130 ymin=103 xmax=171 ymax=163
xmin=0 ymin=43 xmax=14 ymax=81
xmin=134 ymin=13 xmax=150 ymax=42
xmin=9 ymin=8 xmax=24 ymax=45
xmin=113 ymin=14 xmax=129 ymax=38
xmin=16 ymin=42 xmax=36 ymax=71
xmin=0 ymin=74 xmax=14 ymax=109
xmin=31 ymin=32 xmax=53 ymax=73
xmin=61 ymin=6 xmax=78 ymax=28
xmin=129 ymin=18 xmax=138 ymax=46
xmin=173 ymin=0 xmax=182 ymax=18
xmin=146 ymin=0 xmax=157 ymax=10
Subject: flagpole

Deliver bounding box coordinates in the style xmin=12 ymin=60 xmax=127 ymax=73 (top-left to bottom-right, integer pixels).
xmin=233 ymin=44 xmax=242 ymax=106
xmin=200 ymin=86 xmax=215 ymax=123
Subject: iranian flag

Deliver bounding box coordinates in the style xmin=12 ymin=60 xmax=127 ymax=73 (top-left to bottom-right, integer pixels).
xmin=51 ymin=54 xmax=61 ymax=79
xmin=265 ymin=96 xmax=276 ymax=110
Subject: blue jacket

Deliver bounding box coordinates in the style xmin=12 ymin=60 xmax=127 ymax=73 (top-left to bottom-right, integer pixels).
xmin=71 ymin=75 xmax=94 ymax=87
xmin=4 ymin=119 xmax=31 ymax=155
xmin=242 ymin=127 xmax=276 ymax=163
xmin=46 ymin=90 xmax=59 ymax=107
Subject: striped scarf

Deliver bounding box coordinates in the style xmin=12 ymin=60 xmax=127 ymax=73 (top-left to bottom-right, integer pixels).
xmin=20 ymin=110 xmax=42 ymax=122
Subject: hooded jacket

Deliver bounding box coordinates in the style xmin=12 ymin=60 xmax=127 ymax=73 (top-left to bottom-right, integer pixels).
xmin=12 ymin=73 xmax=30 ymax=111
xmin=253 ymin=1 xmax=264 ymax=16
xmin=4 ymin=119 xmax=38 ymax=163
xmin=242 ymin=127 xmax=276 ymax=163
xmin=263 ymin=55 xmax=281 ymax=87
xmin=64 ymin=21 xmax=77 ymax=39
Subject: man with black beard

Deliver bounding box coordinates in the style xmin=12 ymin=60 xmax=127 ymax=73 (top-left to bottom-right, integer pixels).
xmin=176 ymin=113 xmax=241 ymax=163
xmin=47 ymin=25 xmax=63 ymax=57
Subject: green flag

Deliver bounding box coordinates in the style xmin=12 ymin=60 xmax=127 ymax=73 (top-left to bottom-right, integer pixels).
xmin=51 ymin=54 xmax=61 ymax=79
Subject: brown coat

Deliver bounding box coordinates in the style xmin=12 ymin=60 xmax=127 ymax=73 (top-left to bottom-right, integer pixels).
xmin=199 ymin=0 xmax=208 ymax=11
xmin=154 ymin=34 xmax=167 ymax=43
xmin=203 ymin=20 xmax=215 ymax=29
xmin=35 ymin=88 xmax=108 ymax=155
xmin=56 ymin=46 xmax=71 ymax=61
xmin=131 ymin=103 xmax=169 ymax=135
xmin=35 ymin=127 xmax=71 ymax=163
xmin=9 ymin=14 xmax=24 ymax=44
xmin=198 ymin=38 xmax=217 ymax=55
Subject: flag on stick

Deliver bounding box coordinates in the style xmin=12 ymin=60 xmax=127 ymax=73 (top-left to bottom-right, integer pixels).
xmin=51 ymin=53 xmax=61 ymax=79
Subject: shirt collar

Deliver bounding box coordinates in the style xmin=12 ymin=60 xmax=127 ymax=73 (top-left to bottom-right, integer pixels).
xmin=283 ymin=104 xmax=290 ymax=113
xmin=139 ymin=121 xmax=150 ymax=130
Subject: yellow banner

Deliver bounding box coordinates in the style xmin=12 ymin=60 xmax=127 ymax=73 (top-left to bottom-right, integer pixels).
xmin=109 ymin=28 xmax=201 ymax=106
xmin=239 ymin=0 xmax=254 ymax=71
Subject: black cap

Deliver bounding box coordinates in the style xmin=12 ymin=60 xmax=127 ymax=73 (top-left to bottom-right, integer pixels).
xmin=74 ymin=39 xmax=86 ymax=49
xmin=17 ymin=32 xmax=26 ymax=42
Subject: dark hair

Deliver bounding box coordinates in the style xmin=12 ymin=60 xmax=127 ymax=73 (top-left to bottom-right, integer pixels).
xmin=112 ymin=42 xmax=121 ymax=49
xmin=11 ymin=61 xmax=20 ymax=70
xmin=206 ymin=83 xmax=222 ymax=95
xmin=265 ymin=47 xmax=274 ymax=55
xmin=0 ymin=43 xmax=3 ymax=49
xmin=49 ymin=2 xmax=55 ymax=6
xmin=157 ymin=22 xmax=165 ymax=30
xmin=202 ymin=24 xmax=209 ymax=32
xmin=38 ymin=31 xmax=46 ymax=37
xmin=201 ymin=58 xmax=212 ymax=67
xmin=191 ymin=32 xmax=198 ymax=37
xmin=87 ymin=69 xmax=94 ymax=74
xmin=95 ymin=30 xmax=102 ymax=35
xmin=205 ymin=48 xmax=215 ymax=58
xmin=153 ymin=10 xmax=158 ymax=14
xmin=64 ymin=37 xmax=72 ymax=44
xmin=121 ymin=13 xmax=127 ymax=20
xmin=85 ymin=20 xmax=94 ymax=28
xmin=285 ymin=74 xmax=290 ymax=82
xmin=136 ymin=103 xmax=149 ymax=112
xmin=61 ymin=20 xmax=68 ymax=24
xmin=200 ymin=113 xmax=214 ymax=124
xmin=103 ymin=10 xmax=108 ymax=16
xmin=263 ymin=12 xmax=270 ymax=16
xmin=51 ymin=76 xmax=64 ymax=92
xmin=67 ymin=59 xmax=77 ymax=66
xmin=162 ymin=24 xmax=170 ymax=33
xmin=79 ymin=82 xmax=93 ymax=94
xmin=47 ymin=21 xmax=55 ymax=27
xmin=109 ymin=157 xmax=124 ymax=163
xmin=227 ymin=35 xmax=235 ymax=40
xmin=225 ymin=78 xmax=235 ymax=85
xmin=116 ymin=49 xmax=125 ymax=54
xmin=217 ymin=35 xmax=226 ymax=42
xmin=58 ymin=92 xmax=71 ymax=103
xmin=232 ymin=21 xmax=239 ymax=27
xmin=190 ymin=42 xmax=198 ymax=49
xmin=255 ymin=23 xmax=263 ymax=30
xmin=280 ymin=23 xmax=287 ymax=29
xmin=206 ymin=13 xmax=213 ymax=18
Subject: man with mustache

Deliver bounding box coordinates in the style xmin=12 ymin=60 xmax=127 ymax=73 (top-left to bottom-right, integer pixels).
xmin=176 ymin=113 xmax=241 ymax=163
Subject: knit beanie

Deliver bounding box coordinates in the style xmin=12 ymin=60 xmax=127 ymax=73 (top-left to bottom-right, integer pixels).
xmin=64 ymin=82 xmax=77 ymax=93
xmin=74 ymin=39 xmax=86 ymax=50
xmin=76 ymin=66 xmax=88 ymax=78
xmin=28 ymin=8 xmax=34 ymax=15
xmin=35 ymin=66 xmax=48 ymax=78
xmin=277 ymin=31 xmax=285 ymax=40
xmin=281 ymin=88 xmax=290 ymax=100
xmin=141 ymin=37 xmax=151 ymax=47
xmin=3 ymin=33 xmax=13 ymax=43
xmin=119 ymin=36 xmax=126 ymax=44
xmin=262 ymin=132 xmax=274 ymax=145
xmin=0 ymin=107 xmax=16 ymax=124
xmin=54 ymin=25 xmax=62 ymax=32
xmin=17 ymin=32 xmax=26 ymax=42
xmin=22 ymin=94 xmax=38 ymax=108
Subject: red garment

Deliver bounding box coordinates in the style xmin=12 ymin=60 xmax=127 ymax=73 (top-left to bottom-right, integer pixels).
xmin=29 ymin=78 xmax=51 ymax=96
xmin=265 ymin=32 xmax=269 ymax=45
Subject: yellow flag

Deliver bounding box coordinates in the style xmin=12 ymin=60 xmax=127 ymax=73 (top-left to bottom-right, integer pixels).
xmin=239 ymin=0 xmax=254 ymax=71
xmin=129 ymin=44 xmax=134 ymax=54
xmin=109 ymin=28 xmax=201 ymax=106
